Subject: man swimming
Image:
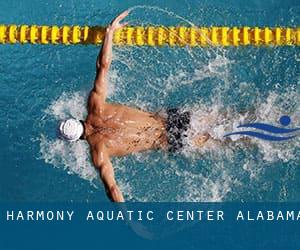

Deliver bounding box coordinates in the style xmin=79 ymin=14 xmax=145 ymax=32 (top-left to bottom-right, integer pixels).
xmin=58 ymin=11 xmax=210 ymax=202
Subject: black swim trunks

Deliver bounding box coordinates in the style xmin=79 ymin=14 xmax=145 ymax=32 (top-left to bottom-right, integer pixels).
xmin=166 ymin=108 xmax=191 ymax=153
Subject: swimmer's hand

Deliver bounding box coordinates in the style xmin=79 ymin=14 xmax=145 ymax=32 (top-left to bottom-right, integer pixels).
xmin=107 ymin=10 xmax=129 ymax=33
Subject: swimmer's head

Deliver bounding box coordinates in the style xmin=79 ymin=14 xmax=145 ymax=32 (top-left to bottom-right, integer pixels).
xmin=57 ymin=118 xmax=84 ymax=142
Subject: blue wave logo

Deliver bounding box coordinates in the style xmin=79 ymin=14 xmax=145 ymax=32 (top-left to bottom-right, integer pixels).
xmin=224 ymin=116 xmax=300 ymax=141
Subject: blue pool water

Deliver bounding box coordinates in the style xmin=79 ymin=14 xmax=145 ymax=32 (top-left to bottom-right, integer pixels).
xmin=0 ymin=0 xmax=299 ymax=202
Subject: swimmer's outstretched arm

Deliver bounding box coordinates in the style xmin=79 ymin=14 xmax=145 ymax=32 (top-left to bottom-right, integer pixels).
xmin=92 ymin=143 xmax=125 ymax=202
xmin=93 ymin=11 xmax=129 ymax=101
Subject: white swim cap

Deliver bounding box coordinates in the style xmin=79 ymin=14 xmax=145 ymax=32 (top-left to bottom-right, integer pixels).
xmin=58 ymin=118 xmax=84 ymax=142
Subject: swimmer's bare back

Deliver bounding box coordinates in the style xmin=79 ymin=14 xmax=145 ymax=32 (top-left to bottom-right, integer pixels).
xmin=86 ymin=102 xmax=168 ymax=156
xmin=81 ymin=11 xmax=168 ymax=202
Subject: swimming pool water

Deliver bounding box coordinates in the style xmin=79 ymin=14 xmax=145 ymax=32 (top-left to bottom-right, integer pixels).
xmin=0 ymin=0 xmax=299 ymax=202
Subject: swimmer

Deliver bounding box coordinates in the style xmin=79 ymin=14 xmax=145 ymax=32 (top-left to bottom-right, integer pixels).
xmin=58 ymin=11 xmax=211 ymax=202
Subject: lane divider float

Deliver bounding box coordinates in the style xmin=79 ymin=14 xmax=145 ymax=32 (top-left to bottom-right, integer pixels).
xmin=0 ymin=25 xmax=299 ymax=46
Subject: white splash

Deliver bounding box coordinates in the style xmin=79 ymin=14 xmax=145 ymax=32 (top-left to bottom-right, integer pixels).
xmin=176 ymin=166 xmax=233 ymax=202
xmin=39 ymin=134 xmax=97 ymax=182
xmin=182 ymin=90 xmax=300 ymax=163
xmin=45 ymin=92 xmax=87 ymax=120
xmin=39 ymin=92 xmax=97 ymax=184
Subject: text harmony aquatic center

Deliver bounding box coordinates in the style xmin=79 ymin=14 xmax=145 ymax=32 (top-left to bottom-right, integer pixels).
xmin=3 ymin=209 xmax=300 ymax=222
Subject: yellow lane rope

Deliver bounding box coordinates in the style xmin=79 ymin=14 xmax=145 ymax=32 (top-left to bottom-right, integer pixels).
xmin=0 ymin=25 xmax=299 ymax=46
